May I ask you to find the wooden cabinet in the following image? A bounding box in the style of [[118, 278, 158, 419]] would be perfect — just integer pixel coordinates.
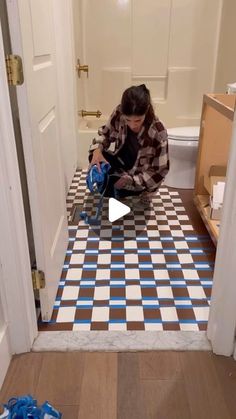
[[194, 93, 236, 245]]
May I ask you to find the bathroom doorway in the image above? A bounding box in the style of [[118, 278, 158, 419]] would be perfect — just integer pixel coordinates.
[[38, 0, 219, 334], [36, 0, 236, 351], [2, 0, 236, 360]]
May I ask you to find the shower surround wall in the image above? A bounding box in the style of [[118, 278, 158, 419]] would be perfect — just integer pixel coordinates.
[[76, 0, 223, 128]]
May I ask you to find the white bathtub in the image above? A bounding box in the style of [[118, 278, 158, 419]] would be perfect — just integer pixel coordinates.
[[77, 117, 108, 169]]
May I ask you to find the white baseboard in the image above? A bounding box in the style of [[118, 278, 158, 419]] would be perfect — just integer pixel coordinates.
[[0, 325, 11, 389]]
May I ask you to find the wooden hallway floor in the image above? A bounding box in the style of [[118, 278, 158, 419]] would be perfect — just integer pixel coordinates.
[[1, 351, 236, 418]]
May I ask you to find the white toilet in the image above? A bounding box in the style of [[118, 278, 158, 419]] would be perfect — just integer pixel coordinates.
[[164, 126, 200, 189]]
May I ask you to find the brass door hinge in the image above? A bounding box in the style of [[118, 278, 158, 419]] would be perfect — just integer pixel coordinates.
[[31, 270, 45, 290], [5, 54, 24, 86]]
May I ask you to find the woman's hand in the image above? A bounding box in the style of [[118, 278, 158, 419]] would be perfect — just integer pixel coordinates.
[[90, 149, 108, 173], [114, 175, 132, 189]]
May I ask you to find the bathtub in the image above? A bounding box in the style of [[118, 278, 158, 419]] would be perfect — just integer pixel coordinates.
[[77, 117, 107, 169]]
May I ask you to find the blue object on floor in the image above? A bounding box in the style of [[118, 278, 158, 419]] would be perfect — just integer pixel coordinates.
[[1, 395, 62, 418], [81, 162, 112, 225], [86, 162, 111, 194]]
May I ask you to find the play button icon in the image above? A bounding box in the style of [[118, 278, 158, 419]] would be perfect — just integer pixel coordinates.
[[108, 198, 131, 222]]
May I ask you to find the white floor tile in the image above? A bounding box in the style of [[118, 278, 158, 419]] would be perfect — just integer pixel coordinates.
[[73, 241, 87, 250], [178, 254, 194, 264], [73, 323, 91, 331], [144, 323, 163, 331], [187, 286, 206, 299], [153, 270, 170, 279], [143, 300, 159, 306], [182, 269, 199, 280], [125, 269, 140, 279], [125, 254, 139, 264], [126, 306, 144, 322], [140, 280, 156, 286], [193, 306, 209, 321], [76, 229, 89, 238], [171, 230, 184, 237], [174, 300, 191, 306], [149, 241, 163, 249], [66, 268, 83, 280], [146, 231, 160, 238], [70, 254, 85, 264], [174, 241, 189, 249], [61, 286, 79, 300], [109, 323, 127, 331], [158, 225, 170, 231], [179, 323, 199, 331], [165, 211, 177, 216], [56, 307, 76, 322], [110, 280, 125, 285], [97, 254, 111, 264], [160, 307, 178, 322], [157, 286, 174, 299], [110, 300, 126, 306], [99, 241, 112, 250], [151, 254, 166, 263], [168, 220, 180, 226], [96, 269, 111, 280], [94, 286, 110, 300], [124, 241, 138, 249], [91, 307, 109, 322], [126, 285, 142, 300]]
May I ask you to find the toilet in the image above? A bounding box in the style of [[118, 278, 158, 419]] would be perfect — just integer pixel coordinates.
[[164, 126, 200, 189]]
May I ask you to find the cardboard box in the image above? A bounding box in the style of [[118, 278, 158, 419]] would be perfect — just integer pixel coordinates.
[[204, 165, 227, 195]]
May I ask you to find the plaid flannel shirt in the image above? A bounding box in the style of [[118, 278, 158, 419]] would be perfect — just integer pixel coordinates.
[[89, 105, 169, 192]]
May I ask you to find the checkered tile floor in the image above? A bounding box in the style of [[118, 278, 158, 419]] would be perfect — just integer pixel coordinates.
[[38, 169, 215, 331]]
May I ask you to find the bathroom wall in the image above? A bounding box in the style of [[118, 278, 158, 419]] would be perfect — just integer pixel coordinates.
[[76, 0, 223, 128], [214, 0, 236, 93]]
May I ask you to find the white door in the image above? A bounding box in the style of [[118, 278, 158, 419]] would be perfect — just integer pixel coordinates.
[[7, 0, 68, 321], [0, 15, 37, 381]]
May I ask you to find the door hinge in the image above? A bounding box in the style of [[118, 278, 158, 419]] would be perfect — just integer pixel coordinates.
[[31, 270, 45, 290], [5, 54, 24, 86]]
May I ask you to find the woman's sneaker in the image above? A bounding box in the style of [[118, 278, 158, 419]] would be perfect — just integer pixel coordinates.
[[133, 196, 151, 209], [0, 408, 9, 418]]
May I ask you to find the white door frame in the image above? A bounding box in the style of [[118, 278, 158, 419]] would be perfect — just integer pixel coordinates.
[[0, 264, 11, 388], [0, 20, 37, 356]]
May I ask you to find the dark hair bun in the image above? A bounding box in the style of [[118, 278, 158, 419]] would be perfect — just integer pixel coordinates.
[[139, 84, 148, 92]]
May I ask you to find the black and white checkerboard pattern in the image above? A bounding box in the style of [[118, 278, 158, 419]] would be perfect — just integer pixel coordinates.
[[40, 169, 215, 331]]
